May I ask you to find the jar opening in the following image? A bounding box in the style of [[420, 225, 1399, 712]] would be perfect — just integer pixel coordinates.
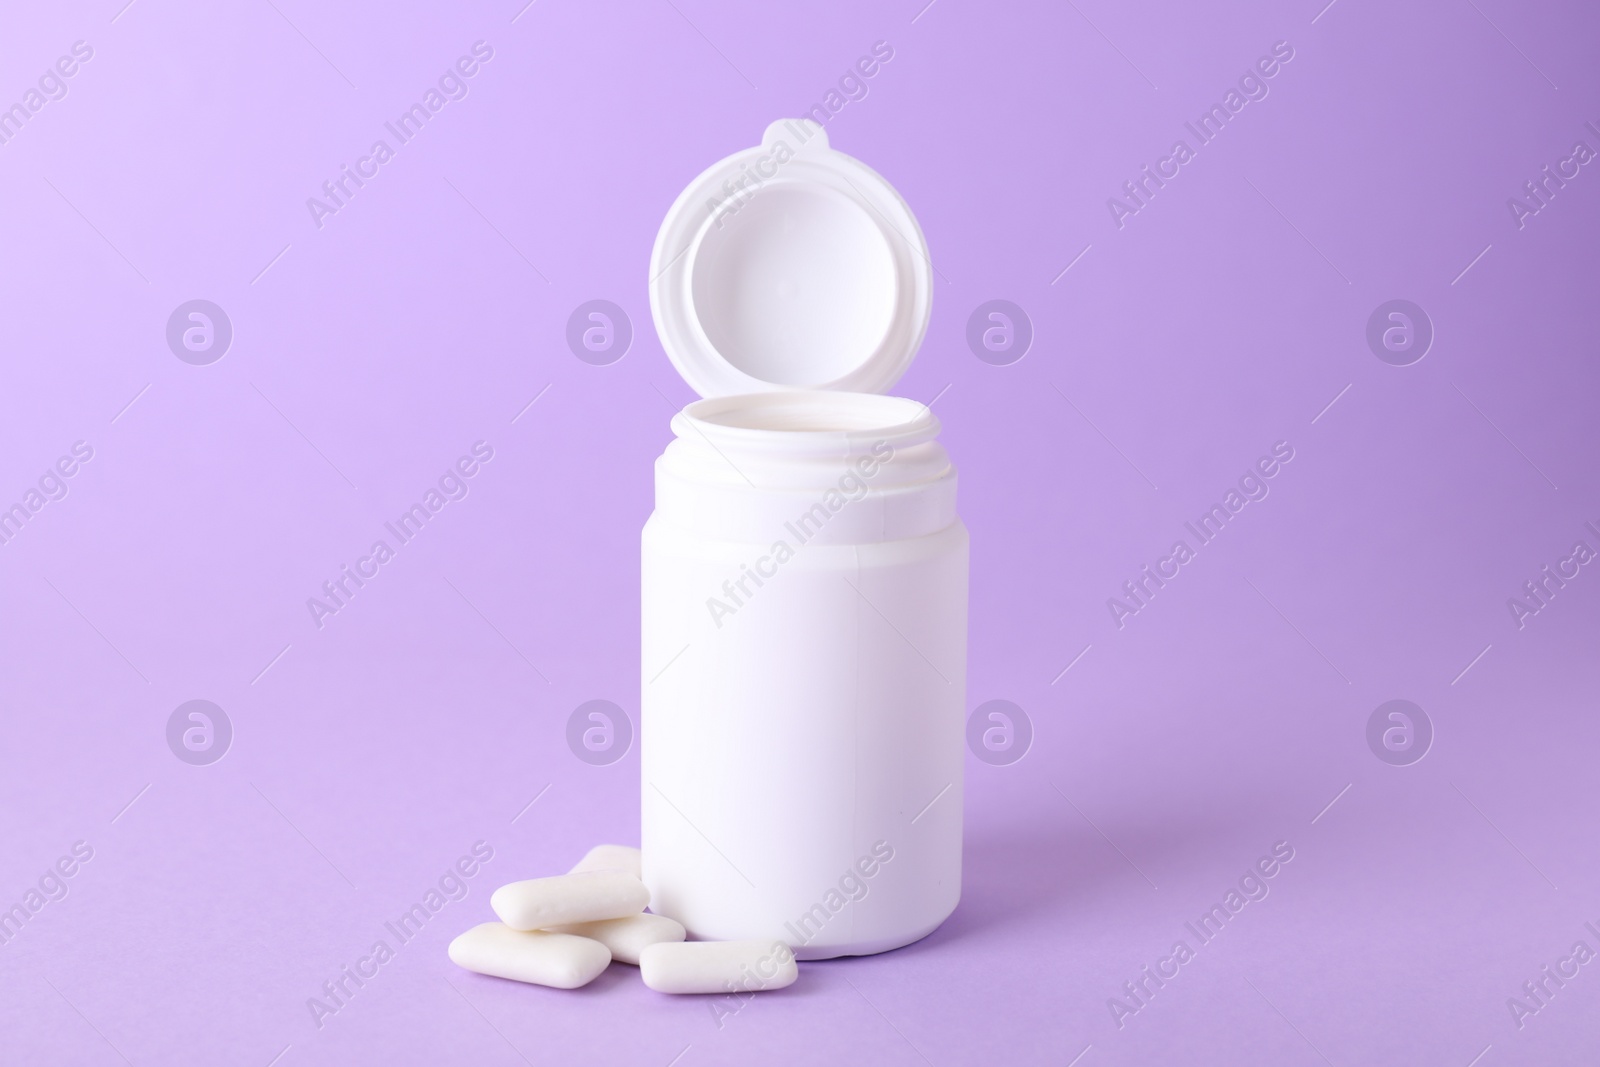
[[682, 391, 935, 439]]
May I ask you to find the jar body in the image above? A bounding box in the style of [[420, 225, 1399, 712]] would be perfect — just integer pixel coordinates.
[[640, 393, 967, 959]]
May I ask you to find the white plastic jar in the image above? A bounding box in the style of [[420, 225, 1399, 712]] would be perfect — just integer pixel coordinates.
[[641, 121, 966, 959]]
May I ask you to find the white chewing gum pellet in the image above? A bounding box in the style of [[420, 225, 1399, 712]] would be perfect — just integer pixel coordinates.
[[547, 913, 686, 965], [448, 923, 611, 989], [569, 844, 643, 879], [491, 869, 650, 930], [640, 939, 798, 995]]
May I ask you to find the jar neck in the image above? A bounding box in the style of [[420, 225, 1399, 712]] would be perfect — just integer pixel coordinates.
[[656, 391, 958, 544], [669, 391, 942, 489]]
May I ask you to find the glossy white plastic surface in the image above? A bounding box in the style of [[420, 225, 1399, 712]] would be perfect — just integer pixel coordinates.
[[642, 394, 966, 959], [643, 124, 964, 961], [649, 120, 932, 399]]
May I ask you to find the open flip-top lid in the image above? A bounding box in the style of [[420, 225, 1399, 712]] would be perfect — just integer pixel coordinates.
[[649, 120, 933, 399]]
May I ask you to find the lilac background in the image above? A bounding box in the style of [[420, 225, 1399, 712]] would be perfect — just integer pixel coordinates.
[[2, 0, 1598, 1063]]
